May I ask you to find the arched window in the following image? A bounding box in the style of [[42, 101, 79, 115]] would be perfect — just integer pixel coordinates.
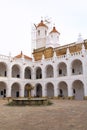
[[12, 64, 20, 78], [38, 30, 40, 36], [24, 67, 32, 79], [71, 59, 83, 75], [36, 67, 42, 79], [58, 62, 67, 77], [45, 65, 54, 78]]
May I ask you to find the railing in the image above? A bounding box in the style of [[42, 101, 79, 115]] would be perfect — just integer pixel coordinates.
[[0, 54, 10, 60], [70, 51, 82, 56], [0, 50, 85, 63], [33, 50, 84, 64]]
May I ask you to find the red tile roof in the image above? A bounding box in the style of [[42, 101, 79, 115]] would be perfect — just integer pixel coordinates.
[[50, 26, 60, 34], [14, 52, 32, 60], [36, 20, 48, 29]]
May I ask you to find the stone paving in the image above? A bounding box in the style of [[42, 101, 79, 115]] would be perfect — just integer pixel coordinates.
[[0, 99, 87, 130]]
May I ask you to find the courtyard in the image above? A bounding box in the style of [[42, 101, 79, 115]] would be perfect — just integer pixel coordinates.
[[0, 99, 87, 130]]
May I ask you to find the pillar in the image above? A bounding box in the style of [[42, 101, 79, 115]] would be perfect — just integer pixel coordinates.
[[67, 62, 71, 77], [68, 81, 73, 99], [42, 84, 47, 97], [42, 69, 46, 79], [20, 67, 24, 79], [20, 87, 24, 97], [54, 64, 57, 78], [83, 80, 87, 99], [6, 86, 11, 97], [7, 65, 11, 78], [54, 83, 58, 98], [32, 69, 36, 80]]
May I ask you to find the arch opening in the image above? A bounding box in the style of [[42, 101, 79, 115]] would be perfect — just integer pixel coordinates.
[[11, 83, 20, 98], [58, 82, 68, 98], [71, 59, 83, 75], [72, 80, 84, 100], [46, 83, 54, 98], [36, 84, 42, 97]]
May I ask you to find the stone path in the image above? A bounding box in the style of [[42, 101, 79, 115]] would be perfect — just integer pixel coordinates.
[[0, 99, 87, 130]]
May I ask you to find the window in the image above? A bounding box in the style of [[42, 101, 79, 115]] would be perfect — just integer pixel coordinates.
[[38, 30, 40, 36], [59, 89, 63, 97], [45, 30, 47, 35], [72, 69, 75, 73], [59, 69, 62, 74], [73, 89, 75, 94], [29, 75, 31, 79], [16, 91, 19, 97], [40, 73, 42, 78], [17, 74, 20, 78], [5, 71, 7, 76], [1, 91, 3, 95]]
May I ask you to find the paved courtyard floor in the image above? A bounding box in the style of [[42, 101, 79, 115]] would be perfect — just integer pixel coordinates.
[[0, 99, 87, 130]]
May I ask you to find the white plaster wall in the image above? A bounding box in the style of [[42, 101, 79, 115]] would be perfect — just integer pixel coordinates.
[[0, 49, 87, 99]]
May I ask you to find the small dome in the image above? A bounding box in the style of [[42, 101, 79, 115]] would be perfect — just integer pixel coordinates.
[[14, 51, 32, 60], [36, 20, 48, 29], [50, 26, 60, 34]]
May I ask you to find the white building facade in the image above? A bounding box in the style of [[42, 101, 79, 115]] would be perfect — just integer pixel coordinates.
[[0, 20, 87, 100]]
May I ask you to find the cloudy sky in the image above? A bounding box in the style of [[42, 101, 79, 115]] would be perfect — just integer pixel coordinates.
[[0, 0, 87, 56]]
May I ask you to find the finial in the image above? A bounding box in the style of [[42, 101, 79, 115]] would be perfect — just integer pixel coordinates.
[[41, 16, 43, 22], [21, 51, 23, 55], [9, 52, 11, 57], [77, 33, 83, 43], [53, 23, 55, 27]]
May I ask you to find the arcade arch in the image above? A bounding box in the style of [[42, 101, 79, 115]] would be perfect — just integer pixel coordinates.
[[24, 67, 32, 79], [0, 81, 7, 98], [58, 81, 68, 98], [11, 82, 20, 98], [0, 62, 7, 77], [71, 59, 83, 75], [35, 67, 42, 79], [46, 82, 54, 97], [12, 64, 21, 78], [58, 62, 67, 77], [72, 80, 84, 100], [35, 83, 42, 97], [45, 65, 54, 78]]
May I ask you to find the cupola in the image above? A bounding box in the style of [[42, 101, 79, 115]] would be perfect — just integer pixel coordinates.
[[50, 26, 60, 34], [36, 20, 48, 49], [36, 20, 48, 29], [46, 26, 60, 48]]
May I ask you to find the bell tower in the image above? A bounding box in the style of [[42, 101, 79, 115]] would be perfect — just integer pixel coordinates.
[[36, 20, 48, 49], [48, 26, 60, 48]]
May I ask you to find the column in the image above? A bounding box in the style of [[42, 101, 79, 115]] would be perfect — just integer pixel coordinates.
[[20, 87, 24, 97], [54, 87, 58, 97], [42, 69, 46, 79], [68, 81, 73, 99], [20, 67, 24, 79], [31, 89, 35, 97], [31, 83, 36, 97], [6, 86, 11, 97], [32, 69, 36, 80], [54, 64, 57, 78], [83, 80, 87, 99], [7, 65, 11, 78], [54, 82, 59, 98], [67, 62, 71, 77], [42, 84, 47, 97]]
